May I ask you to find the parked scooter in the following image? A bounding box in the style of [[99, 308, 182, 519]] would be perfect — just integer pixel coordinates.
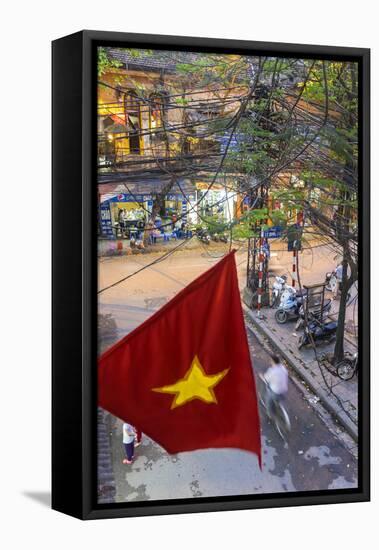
[[275, 293, 303, 324], [270, 275, 288, 308], [196, 228, 211, 244], [295, 299, 332, 331], [275, 286, 308, 324], [211, 232, 228, 243], [298, 318, 338, 349], [278, 285, 307, 307], [278, 285, 296, 306]]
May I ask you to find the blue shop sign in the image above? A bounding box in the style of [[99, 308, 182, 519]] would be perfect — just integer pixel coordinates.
[[107, 193, 192, 202], [263, 226, 283, 238], [100, 202, 114, 237], [108, 193, 152, 202]]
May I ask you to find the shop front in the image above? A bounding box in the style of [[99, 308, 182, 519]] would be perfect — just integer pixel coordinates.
[[99, 193, 149, 238], [196, 182, 235, 222], [99, 191, 196, 239]]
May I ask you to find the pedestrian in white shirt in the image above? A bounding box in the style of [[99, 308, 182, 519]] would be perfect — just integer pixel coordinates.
[[122, 422, 135, 465], [332, 264, 343, 299], [263, 355, 288, 418]]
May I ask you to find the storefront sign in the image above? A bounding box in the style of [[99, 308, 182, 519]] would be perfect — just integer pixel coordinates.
[[108, 193, 151, 202], [100, 202, 114, 237], [106, 192, 194, 203], [263, 226, 283, 238]]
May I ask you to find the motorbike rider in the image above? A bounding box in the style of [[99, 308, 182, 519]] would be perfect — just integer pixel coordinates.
[[262, 354, 289, 418]]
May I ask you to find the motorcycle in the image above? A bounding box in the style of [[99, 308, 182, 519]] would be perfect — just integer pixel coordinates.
[[270, 275, 288, 308], [275, 293, 304, 324], [211, 232, 228, 243], [274, 285, 308, 323], [196, 228, 211, 244], [258, 374, 291, 440], [278, 285, 296, 305], [295, 299, 332, 331], [278, 285, 307, 307], [336, 352, 358, 381], [298, 318, 338, 349]]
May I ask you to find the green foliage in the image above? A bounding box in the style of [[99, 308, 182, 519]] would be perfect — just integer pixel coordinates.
[[231, 222, 255, 239], [126, 48, 153, 58], [176, 63, 202, 74], [269, 209, 288, 226], [174, 97, 189, 105], [197, 215, 229, 234], [97, 47, 122, 76], [175, 54, 252, 87]]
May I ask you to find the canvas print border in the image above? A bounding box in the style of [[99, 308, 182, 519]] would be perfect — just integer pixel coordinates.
[[52, 30, 370, 520]]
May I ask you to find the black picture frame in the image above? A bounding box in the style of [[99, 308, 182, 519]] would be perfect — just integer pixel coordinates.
[[52, 30, 370, 520]]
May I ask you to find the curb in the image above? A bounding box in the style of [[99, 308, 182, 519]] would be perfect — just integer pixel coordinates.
[[97, 408, 116, 504], [243, 305, 358, 442]]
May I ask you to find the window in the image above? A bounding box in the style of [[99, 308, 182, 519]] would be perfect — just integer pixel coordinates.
[[98, 134, 115, 166], [124, 91, 143, 154], [149, 93, 166, 130]]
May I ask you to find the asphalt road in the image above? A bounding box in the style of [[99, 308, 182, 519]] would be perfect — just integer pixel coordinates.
[[98, 243, 357, 341], [98, 247, 357, 502]]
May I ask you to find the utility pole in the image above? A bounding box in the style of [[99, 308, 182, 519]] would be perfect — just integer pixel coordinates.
[[243, 184, 270, 311]]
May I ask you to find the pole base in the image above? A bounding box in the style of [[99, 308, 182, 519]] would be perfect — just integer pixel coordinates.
[[242, 286, 270, 309]]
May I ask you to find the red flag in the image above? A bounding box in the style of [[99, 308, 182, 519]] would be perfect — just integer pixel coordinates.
[[98, 251, 261, 465]]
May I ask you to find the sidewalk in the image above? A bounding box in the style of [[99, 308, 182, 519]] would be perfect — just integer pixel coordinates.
[[98, 236, 228, 257], [266, 240, 358, 338], [243, 305, 358, 441]]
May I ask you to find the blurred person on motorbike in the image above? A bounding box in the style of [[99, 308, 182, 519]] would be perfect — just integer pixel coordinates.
[[262, 354, 289, 418]]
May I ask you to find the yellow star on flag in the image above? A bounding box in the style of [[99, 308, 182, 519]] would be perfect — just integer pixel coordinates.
[[152, 355, 229, 409]]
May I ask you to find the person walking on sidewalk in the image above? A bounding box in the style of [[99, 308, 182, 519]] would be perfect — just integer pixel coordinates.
[[333, 263, 343, 299], [122, 422, 135, 464], [263, 354, 289, 418]]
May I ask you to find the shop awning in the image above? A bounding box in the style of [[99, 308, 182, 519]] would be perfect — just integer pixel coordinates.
[[98, 178, 196, 201]]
